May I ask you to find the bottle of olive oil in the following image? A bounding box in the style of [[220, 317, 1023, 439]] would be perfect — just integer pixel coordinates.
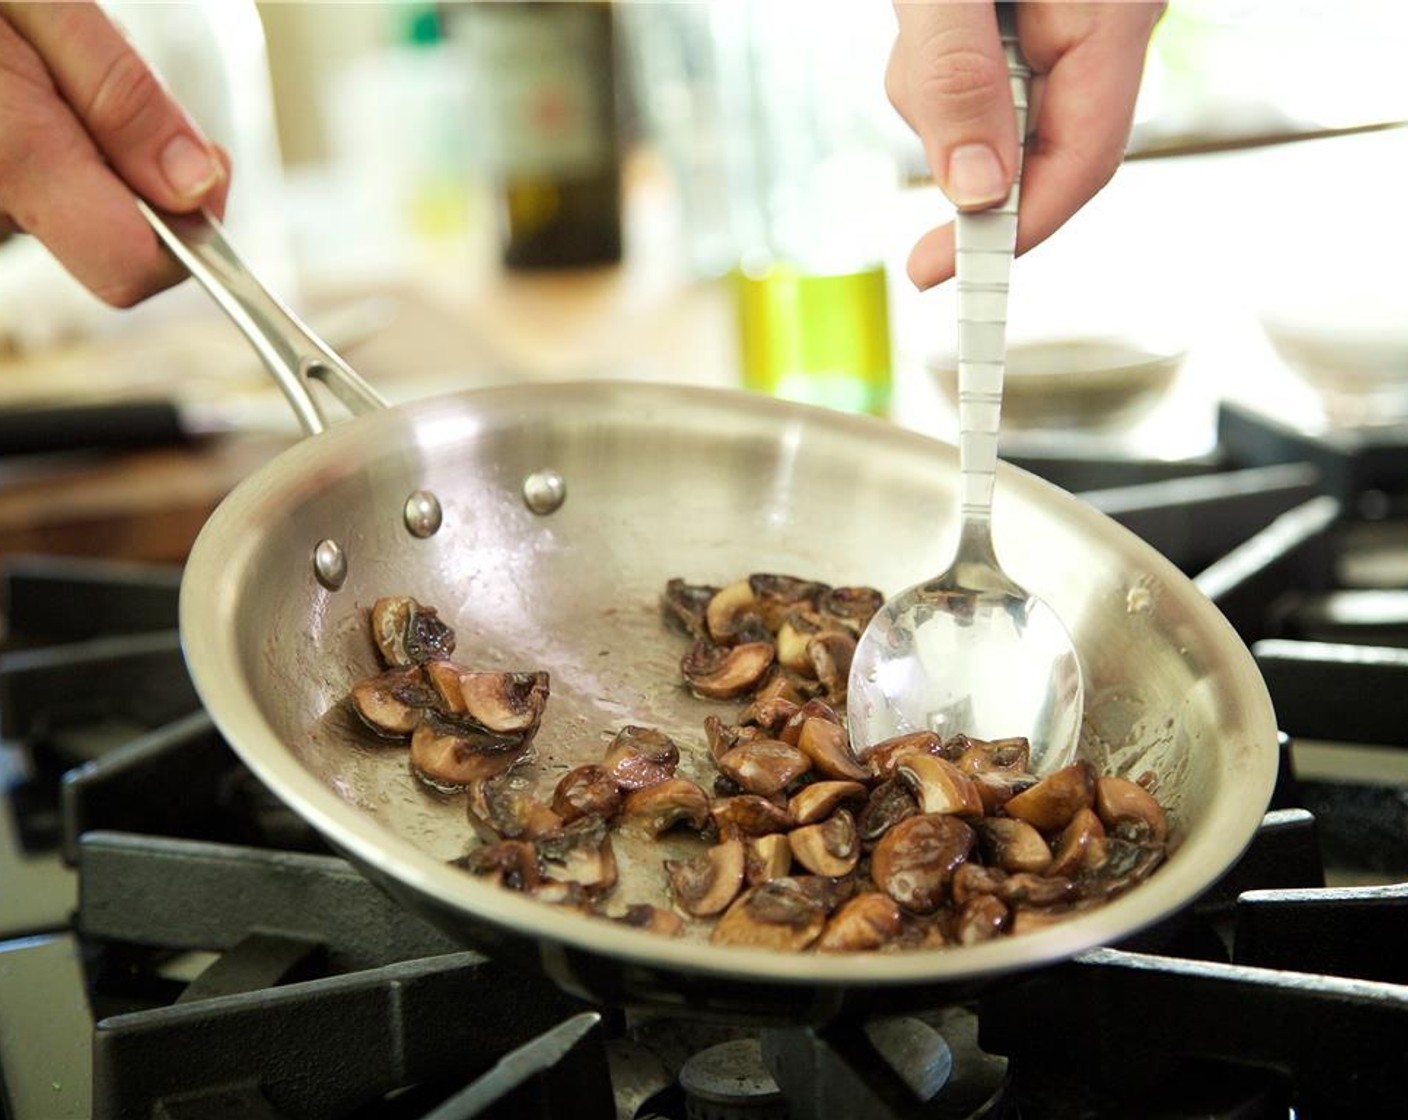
[[449, 1, 622, 270]]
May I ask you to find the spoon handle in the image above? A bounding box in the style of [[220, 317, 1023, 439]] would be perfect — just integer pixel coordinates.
[[954, 6, 1031, 547]]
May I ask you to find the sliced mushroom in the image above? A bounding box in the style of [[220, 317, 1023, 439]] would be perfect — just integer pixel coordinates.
[[710, 794, 795, 839], [954, 893, 1009, 946], [351, 665, 434, 738], [788, 809, 860, 877], [794, 717, 869, 782], [1001, 761, 1097, 834], [370, 596, 455, 667], [775, 611, 832, 676], [618, 777, 711, 837], [817, 586, 884, 635], [537, 816, 618, 894], [870, 813, 975, 915], [974, 816, 1053, 875], [703, 715, 764, 763], [816, 892, 906, 952], [614, 904, 685, 937], [745, 833, 793, 885], [1048, 807, 1108, 878], [856, 778, 919, 844], [455, 670, 550, 735], [551, 764, 623, 824], [681, 640, 776, 700], [807, 630, 856, 702], [779, 698, 842, 745], [738, 695, 802, 736], [752, 672, 806, 706], [452, 839, 539, 891], [530, 879, 595, 911], [788, 780, 868, 826], [997, 872, 1077, 909], [1095, 776, 1169, 843], [666, 838, 746, 917], [1080, 836, 1165, 900], [1008, 905, 1082, 937], [705, 579, 762, 644], [896, 754, 984, 817], [969, 770, 1038, 815], [749, 573, 830, 631], [602, 725, 681, 790], [861, 731, 946, 781], [466, 777, 562, 842], [709, 878, 829, 951], [715, 738, 812, 797], [954, 735, 1032, 777], [409, 718, 532, 791], [662, 578, 718, 640], [950, 861, 1008, 906]]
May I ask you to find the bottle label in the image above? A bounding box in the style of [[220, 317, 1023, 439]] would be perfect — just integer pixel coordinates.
[[460, 5, 612, 178]]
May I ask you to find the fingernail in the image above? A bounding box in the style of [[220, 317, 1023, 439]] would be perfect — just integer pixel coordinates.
[[160, 134, 221, 199], [947, 143, 1008, 210]]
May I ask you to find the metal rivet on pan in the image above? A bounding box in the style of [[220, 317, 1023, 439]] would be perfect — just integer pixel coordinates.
[[522, 469, 566, 515], [403, 490, 443, 538], [313, 538, 347, 591]]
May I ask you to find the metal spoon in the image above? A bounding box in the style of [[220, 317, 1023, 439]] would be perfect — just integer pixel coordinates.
[[846, 9, 1083, 772]]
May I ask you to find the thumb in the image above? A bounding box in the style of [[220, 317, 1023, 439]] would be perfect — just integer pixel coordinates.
[[5, 2, 224, 211], [890, 1, 1018, 211]]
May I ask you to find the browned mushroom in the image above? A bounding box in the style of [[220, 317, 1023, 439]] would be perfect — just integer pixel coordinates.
[[710, 794, 795, 839], [602, 726, 681, 790], [861, 731, 946, 781], [870, 813, 975, 915], [974, 816, 1053, 875], [794, 717, 869, 782], [954, 893, 1009, 946], [709, 877, 830, 951], [788, 809, 860, 877], [954, 735, 1032, 776], [1048, 807, 1108, 878], [1095, 776, 1169, 843], [666, 838, 746, 917], [856, 778, 919, 844], [618, 778, 711, 837], [680, 640, 776, 700], [662, 578, 718, 640], [775, 611, 830, 676], [1081, 836, 1165, 899], [551, 764, 623, 824], [950, 861, 1008, 906], [466, 777, 562, 842], [409, 718, 532, 791], [370, 596, 456, 667], [457, 670, 550, 735], [745, 833, 793, 885], [807, 630, 856, 701], [896, 754, 984, 817], [614, 904, 685, 937], [997, 872, 1077, 908], [537, 816, 618, 894], [715, 738, 811, 797], [738, 695, 803, 736], [751, 672, 806, 706], [749, 574, 830, 630], [788, 780, 868, 826], [1001, 761, 1097, 833], [816, 892, 906, 952], [779, 698, 843, 745], [452, 839, 539, 891], [703, 715, 764, 763], [705, 579, 762, 644], [350, 665, 434, 738], [817, 586, 884, 635]]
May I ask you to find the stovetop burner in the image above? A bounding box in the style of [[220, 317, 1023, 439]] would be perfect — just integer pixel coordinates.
[[5, 401, 1408, 1119]]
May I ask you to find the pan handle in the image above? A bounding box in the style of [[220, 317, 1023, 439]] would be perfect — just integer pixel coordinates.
[[137, 200, 387, 437]]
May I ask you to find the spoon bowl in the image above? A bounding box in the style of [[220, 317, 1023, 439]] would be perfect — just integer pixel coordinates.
[[847, 8, 1083, 770]]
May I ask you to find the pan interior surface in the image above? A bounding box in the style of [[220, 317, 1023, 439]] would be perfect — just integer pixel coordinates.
[[180, 382, 1277, 992]]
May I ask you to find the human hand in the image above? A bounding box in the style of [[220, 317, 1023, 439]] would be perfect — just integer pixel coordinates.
[[886, 1, 1163, 289], [0, 1, 229, 307]]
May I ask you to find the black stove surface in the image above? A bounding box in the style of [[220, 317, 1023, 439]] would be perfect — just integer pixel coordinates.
[[5, 404, 1408, 1120]]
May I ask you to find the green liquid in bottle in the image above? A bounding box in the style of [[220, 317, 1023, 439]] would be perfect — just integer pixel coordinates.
[[734, 261, 893, 417]]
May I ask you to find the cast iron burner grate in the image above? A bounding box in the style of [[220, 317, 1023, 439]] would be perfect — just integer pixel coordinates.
[[3, 410, 1408, 1120]]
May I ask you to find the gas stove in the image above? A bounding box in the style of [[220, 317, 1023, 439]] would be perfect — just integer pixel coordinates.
[[3, 402, 1408, 1120]]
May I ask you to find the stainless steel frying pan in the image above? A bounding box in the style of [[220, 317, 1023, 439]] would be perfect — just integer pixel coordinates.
[[157, 207, 1278, 1023]]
